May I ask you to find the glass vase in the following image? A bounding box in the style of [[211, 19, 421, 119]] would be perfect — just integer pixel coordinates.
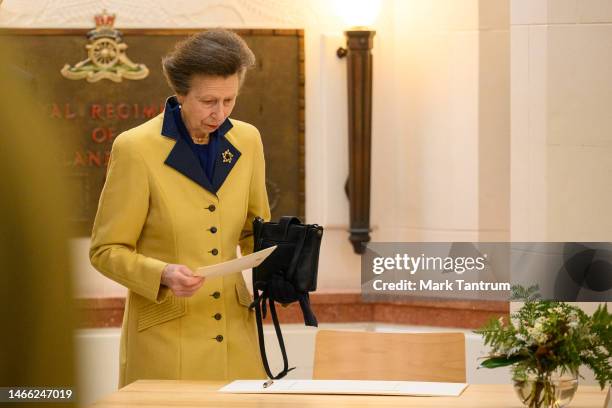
[[512, 369, 578, 408]]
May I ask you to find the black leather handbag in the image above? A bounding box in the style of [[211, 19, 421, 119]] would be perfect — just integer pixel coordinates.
[[250, 216, 323, 379]]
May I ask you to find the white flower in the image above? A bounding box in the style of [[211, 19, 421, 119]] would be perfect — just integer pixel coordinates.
[[508, 346, 523, 355], [496, 344, 509, 354], [536, 316, 547, 325], [583, 349, 596, 359], [526, 324, 549, 344]]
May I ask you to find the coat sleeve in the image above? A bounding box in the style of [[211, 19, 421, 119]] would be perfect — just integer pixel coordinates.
[[239, 127, 271, 255], [89, 134, 169, 303]]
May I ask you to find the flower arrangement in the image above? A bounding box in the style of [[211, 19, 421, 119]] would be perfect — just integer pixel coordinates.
[[476, 286, 611, 407]]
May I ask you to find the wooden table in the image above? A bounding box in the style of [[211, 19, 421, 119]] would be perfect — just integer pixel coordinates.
[[91, 380, 609, 407]]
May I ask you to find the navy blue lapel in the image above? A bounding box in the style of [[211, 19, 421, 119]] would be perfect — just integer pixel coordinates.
[[160, 96, 242, 195], [212, 126, 242, 192], [161, 97, 215, 193]]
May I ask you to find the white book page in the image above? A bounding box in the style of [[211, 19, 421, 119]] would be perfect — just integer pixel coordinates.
[[219, 380, 468, 397]]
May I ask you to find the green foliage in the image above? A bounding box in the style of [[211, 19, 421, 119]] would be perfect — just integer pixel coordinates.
[[480, 355, 527, 369], [510, 284, 542, 302], [475, 292, 612, 390]]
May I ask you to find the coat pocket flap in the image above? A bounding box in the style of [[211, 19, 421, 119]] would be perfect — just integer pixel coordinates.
[[235, 279, 253, 308], [137, 295, 186, 332]]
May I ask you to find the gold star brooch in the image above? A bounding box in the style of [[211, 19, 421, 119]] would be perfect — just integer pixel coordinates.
[[222, 149, 234, 164]]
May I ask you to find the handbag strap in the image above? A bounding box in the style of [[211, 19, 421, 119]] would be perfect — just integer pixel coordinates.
[[279, 216, 301, 239], [252, 290, 295, 379], [286, 226, 309, 281], [253, 217, 265, 251], [269, 298, 295, 376], [297, 292, 318, 327]]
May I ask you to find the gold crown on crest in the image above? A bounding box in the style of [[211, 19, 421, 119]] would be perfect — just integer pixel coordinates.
[[61, 8, 149, 82], [94, 10, 116, 29], [87, 9, 121, 41]]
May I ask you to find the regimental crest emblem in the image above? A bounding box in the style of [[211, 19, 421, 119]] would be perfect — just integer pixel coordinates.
[[222, 149, 234, 164], [60, 10, 149, 83]]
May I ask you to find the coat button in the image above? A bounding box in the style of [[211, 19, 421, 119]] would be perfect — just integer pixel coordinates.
[[211, 291, 221, 299], [209, 248, 219, 256], [215, 335, 224, 342], [207, 204, 216, 212], [210, 226, 218, 234], [214, 313, 222, 320]]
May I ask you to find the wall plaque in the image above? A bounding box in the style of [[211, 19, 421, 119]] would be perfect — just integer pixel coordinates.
[[0, 23, 305, 236]]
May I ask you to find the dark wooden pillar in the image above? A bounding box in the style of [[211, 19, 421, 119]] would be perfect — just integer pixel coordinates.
[[344, 30, 375, 254]]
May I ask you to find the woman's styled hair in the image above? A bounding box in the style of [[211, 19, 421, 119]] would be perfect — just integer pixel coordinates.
[[162, 29, 256, 95]]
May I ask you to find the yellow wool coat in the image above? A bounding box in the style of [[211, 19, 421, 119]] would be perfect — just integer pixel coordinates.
[[90, 97, 270, 387]]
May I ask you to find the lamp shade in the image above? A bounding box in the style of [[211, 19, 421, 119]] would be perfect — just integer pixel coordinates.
[[333, 0, 381, 28]]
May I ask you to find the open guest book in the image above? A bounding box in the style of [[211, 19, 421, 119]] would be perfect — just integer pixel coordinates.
[[219, 380, 468, 397]]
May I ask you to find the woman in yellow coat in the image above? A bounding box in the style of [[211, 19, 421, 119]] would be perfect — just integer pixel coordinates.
[[89, 29, 269, 387]]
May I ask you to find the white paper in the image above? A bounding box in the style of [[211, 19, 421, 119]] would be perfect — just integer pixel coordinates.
[[219, 380, 468, 397], [194, 246, 277, 278]]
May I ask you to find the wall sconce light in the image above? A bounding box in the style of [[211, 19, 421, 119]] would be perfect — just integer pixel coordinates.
[[334, 0, 379, 254]]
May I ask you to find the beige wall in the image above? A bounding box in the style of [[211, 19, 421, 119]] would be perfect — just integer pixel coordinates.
[[381, 0, 511, 244], [510, 0, 612, 330], [479, 0, 511, 242], [511, 0, 612, 241]]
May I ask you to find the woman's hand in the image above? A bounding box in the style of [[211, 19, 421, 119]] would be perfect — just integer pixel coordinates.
[[161, 264, 205, 297]]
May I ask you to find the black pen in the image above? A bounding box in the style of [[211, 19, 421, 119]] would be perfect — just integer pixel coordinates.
[[263, 379, 274, 389]]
